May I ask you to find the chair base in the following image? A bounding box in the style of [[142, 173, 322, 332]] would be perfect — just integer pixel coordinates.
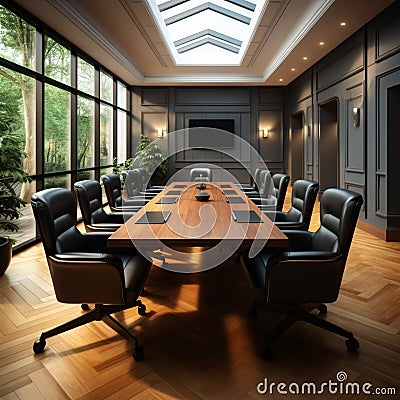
[[257, 303, 359, 359], [33, 301, 146, 361]]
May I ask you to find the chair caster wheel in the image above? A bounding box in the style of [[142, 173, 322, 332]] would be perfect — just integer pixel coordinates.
[[81, 304, 90, 311], [262, 345, 273, 360], [138, 304, 147, 316], [33, 338, 46, 354], [132, 346, 144, 361], [346, 337, 359, 352], [317, 304, 327, 315]]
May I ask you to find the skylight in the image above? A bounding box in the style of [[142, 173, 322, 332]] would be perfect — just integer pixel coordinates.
[[145, 0, 266, 66]]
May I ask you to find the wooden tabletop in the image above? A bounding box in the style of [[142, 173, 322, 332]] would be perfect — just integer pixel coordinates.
[[108, 182, 288, 251]]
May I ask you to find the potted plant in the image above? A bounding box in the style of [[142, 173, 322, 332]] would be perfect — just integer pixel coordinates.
[[0, 131, 31, 276], [114, 134, 168, 185]]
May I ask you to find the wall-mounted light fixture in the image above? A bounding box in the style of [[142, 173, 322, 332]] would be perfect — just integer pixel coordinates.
[[259, 128, 269, 138], [157, 128, 167, 138], [352, 107, 360, 127]]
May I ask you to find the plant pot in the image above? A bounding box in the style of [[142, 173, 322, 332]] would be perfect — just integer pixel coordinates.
[[0, 237, 12, 276]]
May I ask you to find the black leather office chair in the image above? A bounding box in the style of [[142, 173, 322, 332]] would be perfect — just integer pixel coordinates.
[[241, 188, 363, 359], [264, 180, 319, 230], [74, 179, 133, 232], [237, 168, 265, 192], [271, 173, 290, 212], [253, 173, 290, 212], [244, 170, 271, 197], [31, 188, 151, 361], [190, 167, 212, 182], [123, 170, 156, 200], [101, 173, 145, 212], [136, 167, 165, 192], [246, 170, 278, 210]]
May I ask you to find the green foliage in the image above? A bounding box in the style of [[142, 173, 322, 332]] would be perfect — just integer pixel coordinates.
[[0, 131, 31, 234], [0, 5, 35, 70], [113, 134, 168, 183], [44, 84, 70, 172]]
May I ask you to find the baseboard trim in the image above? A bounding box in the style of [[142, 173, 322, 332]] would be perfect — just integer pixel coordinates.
[[357, 220, 400, 242]]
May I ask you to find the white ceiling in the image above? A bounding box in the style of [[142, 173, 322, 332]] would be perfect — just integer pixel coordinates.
[[13, 0, 395, 86]]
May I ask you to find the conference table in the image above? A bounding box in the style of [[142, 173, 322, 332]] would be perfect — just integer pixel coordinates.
[[108, 182, 288, 271]]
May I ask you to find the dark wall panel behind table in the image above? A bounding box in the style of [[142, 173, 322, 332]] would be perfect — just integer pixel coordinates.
[[175, 87, 250, 105], [141, 89, 168, 106]]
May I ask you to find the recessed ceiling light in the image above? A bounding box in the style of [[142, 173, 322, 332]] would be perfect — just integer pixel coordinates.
[[291, 68, 295, 71], [279, 78, 283, 82], [340, 22, 346, 26], [302, 57, 308, 60], [319, 41, 325, 45]]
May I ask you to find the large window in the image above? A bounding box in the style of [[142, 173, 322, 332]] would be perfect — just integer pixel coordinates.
[[100, 70, 113, 103], [77, 96, 95, 169], [44, 84, 71, 173], [77, 57, 94, 95], [0, 5, 35, 70], [0, 4, 132, 249], [100, 104, 113, 166], [44, 36, 71, 85], [117, 110, 127, 163]]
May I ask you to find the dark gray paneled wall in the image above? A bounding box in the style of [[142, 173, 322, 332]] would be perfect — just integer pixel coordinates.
[[284, 0, 400, 240], [133, 86, 284, 183]]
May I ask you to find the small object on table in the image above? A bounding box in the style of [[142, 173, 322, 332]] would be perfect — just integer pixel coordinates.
[[196, 173, 206, 190], [195, 191, 210, 202]]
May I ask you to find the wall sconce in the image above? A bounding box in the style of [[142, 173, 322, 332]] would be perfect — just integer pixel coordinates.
[[352, 107, 360, 127], [259, 128, 269, 138], [157, 128, 166, 138]]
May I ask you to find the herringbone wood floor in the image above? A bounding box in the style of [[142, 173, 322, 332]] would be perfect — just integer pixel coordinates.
[[1, 192, 399, 399]]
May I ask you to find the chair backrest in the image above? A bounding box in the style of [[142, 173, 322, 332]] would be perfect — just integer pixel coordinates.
[[284, 180, 319, 230], [137, 167, 150, 190], [102, 173, 123, 208], [312, 188, 363, 255], [272, 173, 290, 211], [190, 167, 212, 182], [74, 180, 109, 225], [258, 170, 274, 196], [253, 168, 264, 189], [124, 169, 143, 197], [31, 188, 84, 256]]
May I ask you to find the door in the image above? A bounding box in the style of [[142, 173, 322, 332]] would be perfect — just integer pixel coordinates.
[[319, 99, 339, 192], [291, 112, 304, 183]]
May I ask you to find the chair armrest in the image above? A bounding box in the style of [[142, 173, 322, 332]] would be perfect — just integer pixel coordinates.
[[81, 232, 112, 252], [249, 197, 276, 206], [48, 254, 126, 304], [265, 253, 345, 304], [111, 206, 141, 213], [275, 221, 308, 230], [239, 186, 257, 192], [282, 230, 314, 251], [55, 252, 121, 265], [86, 223, 122, 232], [263, 211, 286, 222], [246, 192, 261, 197], [143, 188, 163, 194], [138, 191, 156, 197], [258, 204, 278, 211], [104, 211, 135, 223]]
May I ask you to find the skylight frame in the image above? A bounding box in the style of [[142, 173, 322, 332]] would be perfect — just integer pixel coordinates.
[[145, 0, 267, 66]]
